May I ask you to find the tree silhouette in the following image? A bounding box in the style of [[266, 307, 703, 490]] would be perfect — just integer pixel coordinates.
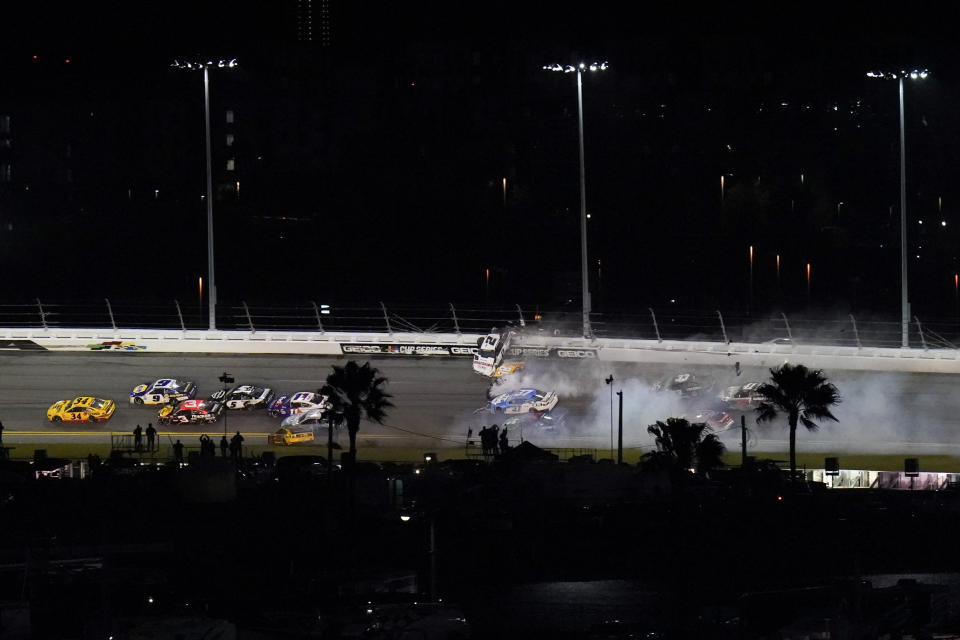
[[321, 361, 393, 465], [755, 363, 841, 481], [641, 417, 726, 479]]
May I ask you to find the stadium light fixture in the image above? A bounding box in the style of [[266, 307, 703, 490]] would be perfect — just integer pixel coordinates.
[[543, 61, 609, 339], [866, 68, 928, 347], [171, 58, 239, 330]]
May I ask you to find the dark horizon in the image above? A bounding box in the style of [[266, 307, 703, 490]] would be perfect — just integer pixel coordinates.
[[3, 3, 960, 320]]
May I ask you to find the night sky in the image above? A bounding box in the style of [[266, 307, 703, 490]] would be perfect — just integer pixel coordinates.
[[3, 1, 960, 323]]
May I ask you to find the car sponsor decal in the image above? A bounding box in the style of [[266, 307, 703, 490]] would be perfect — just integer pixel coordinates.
[[87, 341, 147, 351]]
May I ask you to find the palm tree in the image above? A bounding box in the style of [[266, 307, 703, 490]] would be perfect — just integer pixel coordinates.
[[755, 363, 841, 481], [641, 417, 726, 478], [321, 361, 393, 464], [318, 388, 345, 475]]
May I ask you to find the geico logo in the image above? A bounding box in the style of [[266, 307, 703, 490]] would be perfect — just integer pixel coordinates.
[[343, 345, 383, 353], [557, 350, 596, 358], [451, 347, 478, 355]]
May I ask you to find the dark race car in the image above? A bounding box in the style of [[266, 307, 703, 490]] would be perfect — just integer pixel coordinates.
[[157, 399, 224, 425], [654, 372, 717, 398]]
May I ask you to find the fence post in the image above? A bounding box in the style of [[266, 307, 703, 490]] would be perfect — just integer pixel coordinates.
[[242, 301, 255, 333], [381, 302, 392, 335], [449, 303, 460, 335], [717, 310, 729, 344], [36, 298, 47, 329], [105, 298, 117, 331], [311, 301, 326, 334], [849, 314, 861, 349], [915, 316, 927, 350], [781, 312, 793, 343], [649, 307, 662, 343], [516, 304, 526, 328], [175, 300, 186, 331]]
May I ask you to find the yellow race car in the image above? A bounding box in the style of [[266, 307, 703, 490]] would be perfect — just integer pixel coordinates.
[[268, 425, 315, 446], [47, 396, 116, 423], [493, 361, 524, 378]]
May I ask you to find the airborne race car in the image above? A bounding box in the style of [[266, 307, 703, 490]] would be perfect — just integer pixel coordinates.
[[473, 329, 515, 377], [210, 384, 275, 410]]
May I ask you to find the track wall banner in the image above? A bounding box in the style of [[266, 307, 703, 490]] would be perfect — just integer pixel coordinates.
[[340, 344, 476, 356], [507, 346, 599, 359]]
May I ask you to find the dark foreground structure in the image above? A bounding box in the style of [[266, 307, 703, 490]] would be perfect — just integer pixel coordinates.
[[3, 448, 960, 638]]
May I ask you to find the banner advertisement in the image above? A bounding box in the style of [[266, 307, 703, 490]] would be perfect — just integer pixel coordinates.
[[341, 343, 599, 358], [340, 343, 475, 356]]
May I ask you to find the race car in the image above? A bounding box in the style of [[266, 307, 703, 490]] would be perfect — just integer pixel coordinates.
[[493, 361, 524, 378], [268, 425, 316, 446], [719, 382, 765, 410], [486, 361, 526, 398], [654, 372, 716, 398], [688, 410, 735, 433], [157, 399, 223, 425], [129, 379, 198, 405], [503, 407, 570, 434], [210, 384, 275, 410], [489, 388, 558, 415], [281, 407, 334, 429], [47, 396, 116, 423], [473, 329, 514, 376], [267, 391, 331, 418]]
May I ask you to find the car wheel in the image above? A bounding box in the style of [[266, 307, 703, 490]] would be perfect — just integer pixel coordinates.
[[134, 397, 144, 405], [52, 416, 62, 423]]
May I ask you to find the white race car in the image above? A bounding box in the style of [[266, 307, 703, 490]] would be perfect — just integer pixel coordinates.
[[267, 391, 331, 418], [281, 407, 334, 429], [473, 329, 514, 376], [129, 379, 198, 405], [489, 388, 558, 415], [210, 384, 275, 410]]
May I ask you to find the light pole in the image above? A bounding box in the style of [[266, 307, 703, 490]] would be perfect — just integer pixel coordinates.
[[543, 61, 608, 339], [172, 58, 238, 330], [867, 68, 928, 347], [605, 374, 614, 459]]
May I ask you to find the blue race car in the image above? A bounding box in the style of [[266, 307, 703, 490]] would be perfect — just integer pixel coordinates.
[[489, 388, 558, 415], [267, 391, 332, 418], [129, 379, 198, 405]]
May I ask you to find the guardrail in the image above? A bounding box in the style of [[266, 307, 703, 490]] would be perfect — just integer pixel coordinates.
[[3, 326, 960, 374], [1, 299, 959, 350]]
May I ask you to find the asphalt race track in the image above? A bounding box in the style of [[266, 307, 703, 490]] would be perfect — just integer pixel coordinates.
[[2, 352, 960, 456]]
